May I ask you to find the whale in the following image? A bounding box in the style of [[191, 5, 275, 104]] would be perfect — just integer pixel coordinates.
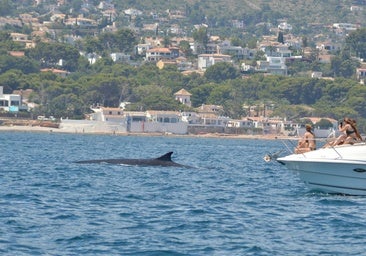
[[75, 151, 192, 168]]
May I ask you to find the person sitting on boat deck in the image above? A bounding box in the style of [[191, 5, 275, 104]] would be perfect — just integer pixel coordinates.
[[330, 117, 362, 146], [295, 124, 316, 154]]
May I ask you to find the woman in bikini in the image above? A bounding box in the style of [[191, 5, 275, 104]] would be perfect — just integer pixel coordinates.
[[295, 124, 316, 154], [329, 117, 362, 146]]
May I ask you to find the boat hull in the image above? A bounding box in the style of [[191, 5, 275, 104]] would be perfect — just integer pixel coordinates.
[[277, 143, 366, 195]]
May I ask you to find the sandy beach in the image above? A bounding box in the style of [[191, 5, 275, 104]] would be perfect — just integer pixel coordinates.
[[0, 124, 292, 140]]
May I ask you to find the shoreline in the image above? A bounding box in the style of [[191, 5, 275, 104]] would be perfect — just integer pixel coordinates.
[[0, 125, 294, 140]]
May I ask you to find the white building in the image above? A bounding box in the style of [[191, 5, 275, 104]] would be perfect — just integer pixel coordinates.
[[197, 54, 232, 71], [227, 119, 254, 128], [278, 22, 292, 31], [0, 86, 28, 112], [135, 43, 152, 55], [174, 88, 192, 107], [74, 107, 188, 134], [110, 53, 131, 63]]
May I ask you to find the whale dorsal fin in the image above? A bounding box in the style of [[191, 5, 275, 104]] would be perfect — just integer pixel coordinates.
[[156, 152, 174, 161]]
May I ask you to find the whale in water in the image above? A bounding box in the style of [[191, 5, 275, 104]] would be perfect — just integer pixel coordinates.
[[75, 152, 192, 168]]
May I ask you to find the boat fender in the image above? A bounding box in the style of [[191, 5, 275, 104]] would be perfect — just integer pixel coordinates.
[[263, 154, 272, 162]]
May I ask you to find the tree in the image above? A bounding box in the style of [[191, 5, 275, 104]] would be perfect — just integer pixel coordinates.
[[302, 36, 308, 48], [0, 31, 23, 51], [83, 36, 103, 54], [0, 0, 13, 16], [192, 27, 209, 53], [331, 51, 359, 78], [253, 50, 266, 61], [187, 3, 205, 24], [163, 36, 170, 47], [204, 62, 241, 83], [48, 93, 85, 118], [26, 42, 80, 71], [0, 55, 39, 74], [346, 28, 366, 59], [330, 55, 342, 77], [277, 31, 284, 44], [190, 83, 215, 107], [339, 59, 358, 78], [140, 93, 182, 111], [97, 28, 137, 54], [114, 28, 137, 53], [314, 118, 333, 129], [231, 37, 242, 47], [179, 40, 192, 57]]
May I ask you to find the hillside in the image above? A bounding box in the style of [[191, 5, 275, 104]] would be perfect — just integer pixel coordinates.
[[115, 0, 365, 26]]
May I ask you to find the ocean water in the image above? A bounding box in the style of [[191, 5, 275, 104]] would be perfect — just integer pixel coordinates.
[[1, 131, 366, 255]]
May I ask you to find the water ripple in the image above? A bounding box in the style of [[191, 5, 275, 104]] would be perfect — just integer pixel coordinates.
[[1, 132, 366, 255]]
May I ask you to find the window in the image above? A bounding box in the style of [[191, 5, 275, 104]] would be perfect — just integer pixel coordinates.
[[132, 117, 146, 122], [11, 100, 19, 106]]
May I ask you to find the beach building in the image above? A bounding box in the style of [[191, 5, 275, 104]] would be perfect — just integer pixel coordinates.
[[60, 107, 188, 134], [0, 86, 28, 113], [174, 88, 192, 107]]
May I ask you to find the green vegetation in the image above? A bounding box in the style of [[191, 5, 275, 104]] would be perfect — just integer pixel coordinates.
[[0, 1, 366, 132], [1, 53, 366, 130]]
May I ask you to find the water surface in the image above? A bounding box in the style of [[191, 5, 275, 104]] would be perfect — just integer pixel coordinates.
[[1, 132, 366, 255]]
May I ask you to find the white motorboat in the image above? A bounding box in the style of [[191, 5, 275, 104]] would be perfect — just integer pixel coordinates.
[[276, 142, 366, 195]]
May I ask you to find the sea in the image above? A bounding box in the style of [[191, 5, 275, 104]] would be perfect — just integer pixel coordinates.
[[1, 131, 366, 256]]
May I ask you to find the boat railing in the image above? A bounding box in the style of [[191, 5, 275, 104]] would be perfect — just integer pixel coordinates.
[[276, 137, 335, 159], [326, 142, 366, 159], [328, 146, 343, 159], [264, 138, 364, 162]]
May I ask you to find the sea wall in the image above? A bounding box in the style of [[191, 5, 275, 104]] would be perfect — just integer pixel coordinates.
[[60, 119, 127, 133], [132, 121, 188, 134]]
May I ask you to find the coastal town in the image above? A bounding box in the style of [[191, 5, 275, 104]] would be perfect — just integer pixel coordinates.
[[0, 85, 337, 137], [3, 2, 366, 255], [0, 1, 365, 136]]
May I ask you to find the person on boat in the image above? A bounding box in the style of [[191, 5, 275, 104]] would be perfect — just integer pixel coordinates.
[[330, 117, 362, 146], [295, 124, 316, 154]]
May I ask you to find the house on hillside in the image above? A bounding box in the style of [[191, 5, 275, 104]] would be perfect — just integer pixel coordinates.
[[110, 53, 131, 63], [197, 54, 232, 71], [10, 33, 34, 48], [40, 68, 70, 78], [316, 41, 341, 52], [0, 17, 22, 28], [174, 88, 192, 107], [156, 60, 177, 69], [135, 43, 152, 55], [146, 47, 179, 61], [356, 67, 366, 84], [266, 56, 288, 75], [218, 41, 251, 59], [8, 51, 25, 57], [64, 17, 97, 27], [255, 56, 288, 75], [278, 22, 292, 31], [317, 54, 333, 64]]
